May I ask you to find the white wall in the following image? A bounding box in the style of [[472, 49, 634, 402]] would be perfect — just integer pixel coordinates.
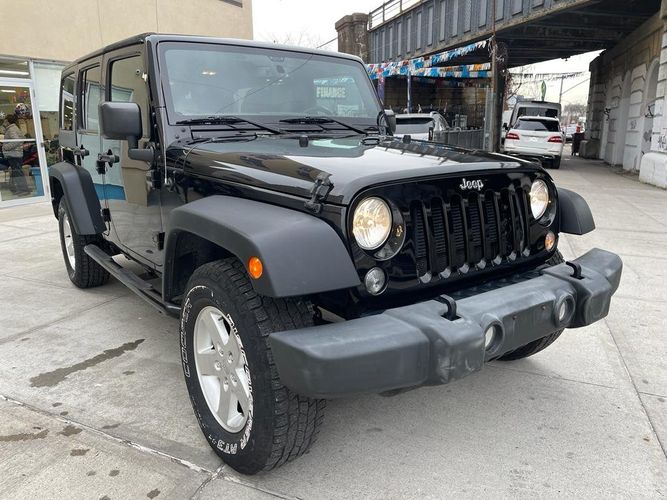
[[640, 31, 667, 188], [0, 0, 253, 62]]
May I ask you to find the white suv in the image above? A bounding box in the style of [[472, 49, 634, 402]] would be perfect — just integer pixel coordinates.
[[503, 116, 564, 169], [395, 112, 448, 141]]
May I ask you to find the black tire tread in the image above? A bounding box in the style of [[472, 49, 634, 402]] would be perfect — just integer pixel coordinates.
[[58, 200, 110, 288], [189, 258, 325, 472]]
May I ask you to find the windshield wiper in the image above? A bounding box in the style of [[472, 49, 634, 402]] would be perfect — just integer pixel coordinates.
[[176, 115, 282, 134], [279, 116, 369, 135]]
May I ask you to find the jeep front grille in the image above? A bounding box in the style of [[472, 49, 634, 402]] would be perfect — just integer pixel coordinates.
[[410, 188, 529, 279]]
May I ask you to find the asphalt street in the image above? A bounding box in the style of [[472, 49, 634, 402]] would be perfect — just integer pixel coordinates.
[[1, 155, 666, 499]]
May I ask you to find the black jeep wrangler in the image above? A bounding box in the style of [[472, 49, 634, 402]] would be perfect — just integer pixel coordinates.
[[50, 34, 622, 474]]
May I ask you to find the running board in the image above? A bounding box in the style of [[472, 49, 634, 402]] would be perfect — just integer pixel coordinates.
[[84, 244, 180, 317]]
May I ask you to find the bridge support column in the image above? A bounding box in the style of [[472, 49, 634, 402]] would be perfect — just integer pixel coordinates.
[[639, 0, 667, 187], [336, 13, 370, 62]]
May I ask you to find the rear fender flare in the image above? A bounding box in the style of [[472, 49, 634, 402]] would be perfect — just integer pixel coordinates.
[[49, 162, 105, 235], [164, 195, 361, 299]]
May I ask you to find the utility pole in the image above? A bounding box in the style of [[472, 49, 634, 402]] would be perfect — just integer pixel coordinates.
[[558, 75, 565, 104], [490, 36, 498, 152], [488, 0, 502, 152]]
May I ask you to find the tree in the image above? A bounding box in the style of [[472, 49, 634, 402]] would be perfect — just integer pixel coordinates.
[[262, 31, 327, 49], [563, 103, 586, 116]]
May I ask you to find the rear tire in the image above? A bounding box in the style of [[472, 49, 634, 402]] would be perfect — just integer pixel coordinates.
[[552, 156, 561, 169], [179, 257, 325, 475], [497, 251, 565, 361], [57, 199, 110, 288]]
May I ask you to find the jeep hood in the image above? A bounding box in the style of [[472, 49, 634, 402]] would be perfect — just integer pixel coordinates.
[[170, 135, 538, 205]]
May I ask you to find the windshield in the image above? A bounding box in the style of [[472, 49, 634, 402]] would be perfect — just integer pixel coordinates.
[[515, 119, 561, 132], [158, 42, 381, 125], [395, 117, 435, 134]]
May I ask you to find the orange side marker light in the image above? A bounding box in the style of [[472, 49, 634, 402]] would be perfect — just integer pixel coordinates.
[[248, 256, 263, 279]]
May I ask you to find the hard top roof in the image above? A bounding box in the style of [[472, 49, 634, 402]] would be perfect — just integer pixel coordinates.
[[63, 33, 363, 72]]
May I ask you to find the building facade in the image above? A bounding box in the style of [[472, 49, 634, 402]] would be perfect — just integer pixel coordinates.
[[0, 0, 252, 208], [582, 7, 665, 188]]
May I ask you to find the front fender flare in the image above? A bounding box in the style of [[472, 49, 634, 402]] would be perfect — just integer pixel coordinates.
[[164, 195, 361, 298], [557, 187, 595, 235], [49, 162, 105, 235]]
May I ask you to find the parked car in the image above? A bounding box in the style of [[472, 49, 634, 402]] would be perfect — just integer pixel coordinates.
[[508, 99, 561, 126], [394, 112, 447, 141], [50, 34, 621, 475], [503, 116, 565, 168]]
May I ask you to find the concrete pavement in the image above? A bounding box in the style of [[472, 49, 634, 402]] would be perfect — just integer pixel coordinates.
[[0, 156, 666, 499]]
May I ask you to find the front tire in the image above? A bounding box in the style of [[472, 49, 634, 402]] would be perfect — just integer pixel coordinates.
[[498, 251, 565, 361], [180, 258, 325, 475], [57, 199, 110, 288]]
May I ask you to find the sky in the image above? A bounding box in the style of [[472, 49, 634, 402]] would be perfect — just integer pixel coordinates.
[[252, 0, 598, 105]]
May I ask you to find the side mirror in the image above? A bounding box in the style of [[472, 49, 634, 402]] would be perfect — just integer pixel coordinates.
[[384, 109, 397, 135], [99, 101, 153, 162]]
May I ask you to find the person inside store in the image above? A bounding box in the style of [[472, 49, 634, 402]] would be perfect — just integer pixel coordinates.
[[2, 114, 31, 196]]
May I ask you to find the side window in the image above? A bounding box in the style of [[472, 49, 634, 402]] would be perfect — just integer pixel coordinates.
[[80, 65, 101, 132], [60, 73, 75, 131], [109, 56, 149, 136]]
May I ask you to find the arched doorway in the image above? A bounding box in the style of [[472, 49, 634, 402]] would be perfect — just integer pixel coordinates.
[[613, 71, 632, 166], [641, 60, 659, 158]]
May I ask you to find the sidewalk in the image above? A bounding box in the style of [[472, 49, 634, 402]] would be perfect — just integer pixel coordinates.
[[1, 156, 666, 499]]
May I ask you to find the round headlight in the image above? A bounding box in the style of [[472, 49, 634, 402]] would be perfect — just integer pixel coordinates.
[[529, 180, 550, 220], [353, 197, 392, 250]]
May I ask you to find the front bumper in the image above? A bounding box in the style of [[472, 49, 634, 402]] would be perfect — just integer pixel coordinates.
[[269, 249, 622, 398]]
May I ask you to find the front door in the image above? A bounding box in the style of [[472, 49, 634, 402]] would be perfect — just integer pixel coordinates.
[[101, 51, 163, 267], [0, 80, 49, 205]]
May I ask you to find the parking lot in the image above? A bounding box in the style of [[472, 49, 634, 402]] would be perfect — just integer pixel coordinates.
[[1, 155, 666, 499]]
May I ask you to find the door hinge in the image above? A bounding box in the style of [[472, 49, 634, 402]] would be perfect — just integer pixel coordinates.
[[96, 150, 119, 175], [304, 172, 333, 214], [148, 168, 162, 189], [153, 232, 165, 250]]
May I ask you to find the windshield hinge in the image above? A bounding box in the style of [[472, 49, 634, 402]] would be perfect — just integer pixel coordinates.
[[304, 172, 333, 214]]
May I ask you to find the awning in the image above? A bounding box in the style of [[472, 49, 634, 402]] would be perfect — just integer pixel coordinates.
[[366, 39, 491, 79]]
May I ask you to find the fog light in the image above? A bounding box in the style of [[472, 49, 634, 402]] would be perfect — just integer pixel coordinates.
[[484, 325, 499, 350], [556, 296, 574, 325], [364, 267, 386, 295], [545, 231, 556, 252]]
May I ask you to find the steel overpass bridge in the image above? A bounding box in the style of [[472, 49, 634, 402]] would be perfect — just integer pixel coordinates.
[[367, 0, 661, 67]]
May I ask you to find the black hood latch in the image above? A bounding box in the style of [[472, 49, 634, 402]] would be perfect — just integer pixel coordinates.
[[304, 172, 333, 214]]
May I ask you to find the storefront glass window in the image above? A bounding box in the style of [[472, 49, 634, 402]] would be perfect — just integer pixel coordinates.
[[0, 58, 30, 79], [33, 61, 65, 166], [0, 85, 40, 201]]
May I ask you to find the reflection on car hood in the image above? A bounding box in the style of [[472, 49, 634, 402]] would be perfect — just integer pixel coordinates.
[[394, 132, 430, 141], [168, 135, 537, 204]]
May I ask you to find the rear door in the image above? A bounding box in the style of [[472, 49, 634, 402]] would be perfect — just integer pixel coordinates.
[[76, 60, 107, 208]]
